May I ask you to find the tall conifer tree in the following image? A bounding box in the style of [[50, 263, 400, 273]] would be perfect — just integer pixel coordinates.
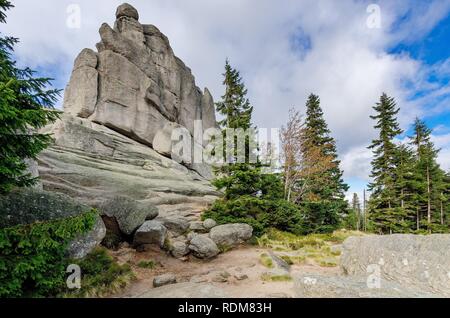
[[302, 94, 349, 201], [367, 93, 404, 233], [0, 0, 60, 193]]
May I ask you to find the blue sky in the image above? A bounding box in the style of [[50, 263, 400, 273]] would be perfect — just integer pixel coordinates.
[[3, 0, 450, 201]]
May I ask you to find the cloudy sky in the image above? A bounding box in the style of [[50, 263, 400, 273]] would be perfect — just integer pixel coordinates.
[[3, 0, 450, 199]]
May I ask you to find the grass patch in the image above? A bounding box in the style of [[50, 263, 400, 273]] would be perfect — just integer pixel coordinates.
[[257, 229, 364, 268], [261, 273, 292, 282], [259, 253, 274, 268], [137, 260, 156, 269], [61, 247, 135, 298]]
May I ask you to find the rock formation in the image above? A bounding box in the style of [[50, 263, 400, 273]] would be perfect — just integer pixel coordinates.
[[38, 3, 220, 214], [63, 3, 217, 160], [35, 4, 255, 261]]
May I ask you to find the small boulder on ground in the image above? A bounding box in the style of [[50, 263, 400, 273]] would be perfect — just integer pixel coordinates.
[[0, 188, 105, 259], [203, 218, 217, 230], [171, 241, 190, 258], [209, 223, 253, 247], [188, 235, 219, 259], [156, 216, 190, 235], [153, 273, 177, 287], [67, 216, 106, 259], [99, 196, 158, 236], [134, 220, 167, 248]]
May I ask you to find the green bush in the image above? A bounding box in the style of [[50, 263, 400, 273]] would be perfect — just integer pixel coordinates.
[[203, 195, 307, 236], [61, 247, 135, 298], [0, 209, 97, 297], [300, 201, 344, 234]]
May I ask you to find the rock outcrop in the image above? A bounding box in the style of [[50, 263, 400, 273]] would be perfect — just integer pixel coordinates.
[[62, 2, 217, 179], [340, 234, 450, 297], [0, 188, 105, 259], [38, 4, 221, 246]]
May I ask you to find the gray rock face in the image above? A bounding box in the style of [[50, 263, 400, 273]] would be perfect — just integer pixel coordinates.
[[189, 235, 219, 259], [153, 273, 177, 288], [293, 273, 437, 298], [171, 241, 190, 258], [99, 196, 158, 235], [62, 3, 217, 179], [0, 188, 90, 228], [116, 3, 139, 20], [137, 282, 228, 298], [209, 223, 253, 247], [0, 188, 105, 259], [67, 216, 106, 259], [203, 218, 217, 230], [38, 114, 219, 226], [340, 234, 450, 297], [156, 216, 190, 235], [134, 220, 167, 248]]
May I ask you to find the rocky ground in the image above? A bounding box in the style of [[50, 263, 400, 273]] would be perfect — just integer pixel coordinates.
[[112, 245, 339, 298]]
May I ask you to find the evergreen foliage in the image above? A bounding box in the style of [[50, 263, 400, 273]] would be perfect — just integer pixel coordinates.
[[0, 209, 97, 297], [0, 0, 60, 193]]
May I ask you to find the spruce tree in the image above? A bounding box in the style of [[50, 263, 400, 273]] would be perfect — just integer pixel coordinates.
[[302, 94, 349, 201], [409, 118, 445, 232], [367, 93, 404, 233], [0, 0, 60, 193]]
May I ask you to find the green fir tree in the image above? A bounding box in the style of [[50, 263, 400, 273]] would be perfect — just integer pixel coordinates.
[[0, 0, 60, 193]]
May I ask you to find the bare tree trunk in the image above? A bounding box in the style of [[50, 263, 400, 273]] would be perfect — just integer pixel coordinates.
[[401, 189, 404, 208], [416, 207, 420, 231]]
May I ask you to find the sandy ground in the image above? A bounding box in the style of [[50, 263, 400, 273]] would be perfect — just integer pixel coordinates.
[[112, 245, 340, 298]]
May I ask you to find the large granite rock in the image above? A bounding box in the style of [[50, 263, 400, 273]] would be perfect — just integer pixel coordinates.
[[38, 114, 219, 222], [0, 188, 105, 259], [340, 234, 450, 297], [99, 196, 158, 236], [133, 220, 167, 248], [188, 235, 219, 259], [67, 216, 106, 259], [63, 3, 216, 179], [209, 223, 253, 247], [293, 273, 437, 298]]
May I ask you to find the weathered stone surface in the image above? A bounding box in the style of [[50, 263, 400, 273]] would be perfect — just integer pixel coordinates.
[[188, 235, 219, 259], [137, 282, 228, 298], [116, 3, 139, 20], [209, 223, 253, 247], [156, 216, 190, 235], [293, 273, 438, 298], [134, 220, 167, 248], [153, 273, 177, 287], [340, 234, 450, 297], [38, 114, 219, 215], [203, 218, 217, 230], [24, 158, 42, 190], [0, 188, 90, 228], [99, 196, 158, 235], [61, 3, 218, 179], [189, 221, 206, 232], [67, 216, 106, 259], [171, 241, 190, 258], [64, 49, 98, 118], [152, 122, 182, 157], [0, 188, 105, 259], [201, 88, 217, 132]]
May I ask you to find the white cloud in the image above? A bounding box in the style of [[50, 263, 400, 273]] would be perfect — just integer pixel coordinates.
[[3, 0, 450, 196]]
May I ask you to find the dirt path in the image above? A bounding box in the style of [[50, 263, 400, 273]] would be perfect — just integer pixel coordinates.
[[112, 245, 340, 298]]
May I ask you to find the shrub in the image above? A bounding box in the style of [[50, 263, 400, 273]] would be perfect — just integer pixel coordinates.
[[203, 196, 307, 236], [0, 209, 97, 297], [61, 247, 135, 298]]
